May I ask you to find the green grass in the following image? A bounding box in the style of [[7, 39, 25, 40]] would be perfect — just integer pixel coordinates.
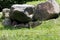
[[0, 14, 60, 40], [26, 0, 60, 5], [56, 0, 60, 4], [0, 0, 60, 40], [26, 1, 46, 6]]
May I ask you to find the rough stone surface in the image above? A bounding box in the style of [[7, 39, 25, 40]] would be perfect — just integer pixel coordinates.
[[2, 18, 11, 26], [13, 21, 42, 28], [47, 0, 59, 13], [9, 4, 35, 23], [33, 0, 59, 21], [28, 21, 42, 27], [2, 8, 10, 19]]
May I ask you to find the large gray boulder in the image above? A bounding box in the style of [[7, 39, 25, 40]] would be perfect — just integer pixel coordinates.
[[33, 0, 60, 21], [9, 4, 35, 23]]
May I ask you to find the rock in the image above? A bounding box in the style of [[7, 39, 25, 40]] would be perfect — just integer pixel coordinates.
[[9, 4, 35, 23], [48, 0, 59, 13], [13, 21, 42, 28], [28, 21, 42, 28], [33, 0, 59, 21], [13, 24, 25, 27], [2, 8, 10, 19], [2, 18, 11, 26]]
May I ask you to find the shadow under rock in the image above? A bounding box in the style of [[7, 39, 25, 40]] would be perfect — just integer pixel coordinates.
[[0, 21, 42, 30]]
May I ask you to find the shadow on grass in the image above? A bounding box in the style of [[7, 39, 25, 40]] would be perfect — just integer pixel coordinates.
[[0, 19, 42, 30], [0, 25, 30, 30], [0, 24, 42, 30]]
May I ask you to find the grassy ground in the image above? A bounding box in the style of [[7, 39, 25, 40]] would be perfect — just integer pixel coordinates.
[[0, 0, 60, 40], [0, 13, 60, 40], [26, 0, 60, 5], [26, 1, 46, 6]]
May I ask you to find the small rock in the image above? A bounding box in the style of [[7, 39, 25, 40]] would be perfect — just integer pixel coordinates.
[[2, 18, 11, 26]]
